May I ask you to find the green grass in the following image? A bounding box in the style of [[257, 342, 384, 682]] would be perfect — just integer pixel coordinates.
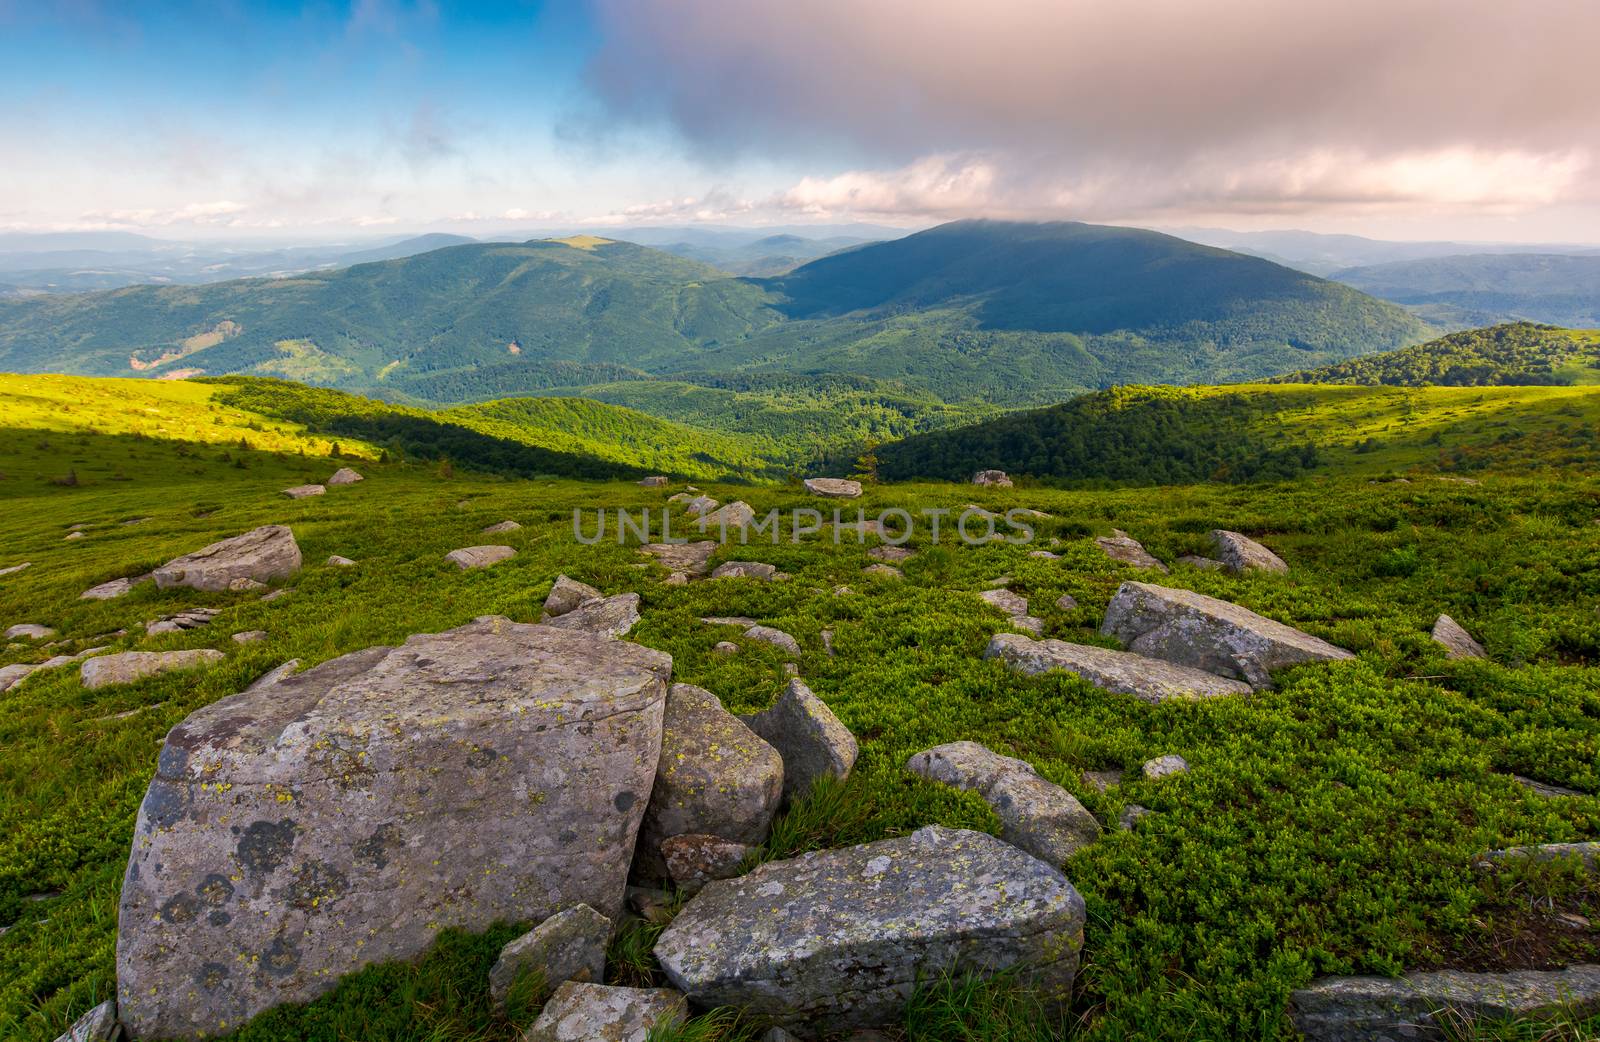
[[2, 382, 1598, 1041]]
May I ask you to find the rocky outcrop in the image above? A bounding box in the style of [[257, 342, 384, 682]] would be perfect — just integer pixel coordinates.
[[711, 561, 778, 581], [115, 616, 671, 1040], [972, 470, 1013, 487], [81, 649, 223, 690], [743, 679, 857, 803], [488, 904, 610, 1009], [543, 594, 641, 638], [1093, 531, 1168, 573], [654, 825, 1085, 1030], [154, 526, 302, 593], [986, 633, 1252, 702], [326, 468, 363, 485], [281, 484, 324, 499], [1431, 614, 1487, 660], [804, 477, 863, 498], [1100, 581, 1354, 689], [640, 541, 717, 580], [1208, 530, 1288, 574], [544, 575, 603, 618], [444, 545, 516, 570], [1290, 965, 1600, 1042], [525, 982, 686, 1042], [661, 834, 750, 894], [634, 684, 783, 880], [906, 741, 1100, 863]]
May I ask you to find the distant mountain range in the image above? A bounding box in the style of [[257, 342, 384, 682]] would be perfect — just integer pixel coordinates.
[[1168, 227, 1600, 277], [1329, 254, 1600, 328]]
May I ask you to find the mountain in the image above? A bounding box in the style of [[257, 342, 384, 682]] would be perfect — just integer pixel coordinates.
[[1168, 227, 1600, 277], [649, 233, 869, 276], [1331, 254, 1600, 327], [1269, 322, 1600, 386], [330, 233, 477, 267]]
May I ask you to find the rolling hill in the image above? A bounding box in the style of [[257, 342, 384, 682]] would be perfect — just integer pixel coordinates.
[[1333, 254, 1600, 328], [1270, 323, 1600, 386]]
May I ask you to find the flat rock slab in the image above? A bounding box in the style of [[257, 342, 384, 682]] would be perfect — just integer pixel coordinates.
[[1432, 614, 1487, 659], [525, 982, 686, 1042], [6, 623, 55, 640], [655, 825, 1085, 1030], [640, 541, 716, 577], [1100, 581, 1354, 689], [445, 544, 517, 570], [154, 525, 302, 593], [986, 633, 1252, 702], [489, 903, 610, 1009], [1513, 775, 1586, 798], [906, 741, 1100, 864], [0, 562, 31, 577], [711, 561, 778, 581], [1176, 555, 1225, 571], [1209, 530, 1288, 574], [81, 575, 150, 600], [1094, 531, 1168, 573], [1476, 842, 1600, 872], [281, 484, 325, 499], [326, 467, 363, 485], [804, 477, 863, 498], [743, 679, 857, 803], [115, 616, 671, 1041], [543, 594, 641, 638], [326, 555, 356, 567], [745, 624, 802, 657], [1291, 965, 1600, 1042], [81, 649, 223, 690], [979, 588, 1029, 616]]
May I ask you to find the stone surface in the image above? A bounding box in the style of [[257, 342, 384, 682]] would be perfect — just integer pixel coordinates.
[[154, 526, 303, 593], [702, 616, 758, 628], [6, 623, 55, 640], [986, 633, 1253, 702], [1082, 769, 1122, 793], [482, 520, 523, 534], [661, 834, 750, 894], [861, 563, 902, 579], [640, 541, 716, 578], [488, 903, 610, 1009], [867, 545, 914, 563], [1055, 594, 1080, 611], [115, 617, 671, 1041], [712, 641, 740, 656], [543, 575, 603, 618], [711, 561, 778, 581], [65, 531, 86, 541], [1094, 530, 1168, 573], [227, 577, 267, 592], [281, 484, 325, 499], [979, 588, 1029, 616], [1011, 615, 1044, 636], [1028, 550, 1060, 560], [1208, 530, 1289, 575], [81, 575, 148, 600], [655, 825, 1085, 1030], [743, 679, 857, 803], [543, 594, 641, 638], [635, 684, 783, 879], [683, 495, 719, 516], [1176, 555, 1225, 571], [745, 624, 802, 657], [53, 999, 119, 1042], [444, 545, 517, 570], [638, 476, 670, 487], [906, 741, 1100, 863], [81, 649, 224, 690], [1476, 841, 1600, 872], [326, 467, 363, 485], [0, 562, 31, 577], [1101, 581, 1355, 689], [1118, 805, 1151, 831], [697, 501, 757, 533], [524, 982, 686, 1042], [1290, 965, 1600, 1042], [1143, 754, 1189, 780], [232, 630, 268, 645], [1513, 774, 1585, 798], [804, 477, 863, 498], [146, 607, 219, 636], [1432, 614, 1487, 660], [972, 469, 1013, 487], [326, 555, 356, 567]]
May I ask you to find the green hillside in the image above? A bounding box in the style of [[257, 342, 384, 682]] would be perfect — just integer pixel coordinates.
[[1271, 322, 1600, 386]]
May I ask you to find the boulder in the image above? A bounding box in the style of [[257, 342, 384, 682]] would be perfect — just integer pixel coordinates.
[[804, 477, 863, 499], [326, 555, 356, 567], [232, 631, 268, 644], [745, 624, 801, 657], [326, 467, 363, 485], [1093, 530, 1168, 573], [638, 475, 670, 487], [697, 501, 757, 533], [1290, 965, 1600, 1042], [482, 520, 523, 534], [712, 641, 740, 656], [1143, 754, 1189, 780], [5, 623, 55, 640], [979, 588, 1029, 616], [444, 544, 516, 570], [661, 834, 750, 894], [1100, 581, 1354, 689], [52, 999, 119, 1042], [1054, 594, 1080, 611], [640, 541, 716, 578], [1081, 769, 1122, 793], [544, 575, 603, 618], [81, 649, 224, 690], [906, 741, 1100, 863], [986, 633, 1252, 702], [635, 684, 783, 879], [654, 825, 1085, 1030], [683, 495, 719, 517], [65, 531, 86, 541], [524, 982, 686, 1042], [867, 545, 914, 563], [281, 484, 325, 499], [114, 617, 671, 1040], [743, 679, 857, 803], [971, 469, 1013, 487], [488, 904, 610, 1010], [1431, 614, 1487, 660], [543, 594, 641, 638], [154, 525, 302, 593], [1208, 530, 1289, 574], [711, 561, 778, 581]]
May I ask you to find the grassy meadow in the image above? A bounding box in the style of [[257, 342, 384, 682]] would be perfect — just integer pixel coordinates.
[[0, 374, 1598, 1041]]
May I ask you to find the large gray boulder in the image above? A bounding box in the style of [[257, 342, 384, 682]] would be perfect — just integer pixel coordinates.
[[1093, 531, 1168, 573], [115, 616, 671, 1040], [488, 903, 610, 1010], [697, 501, 757, 533], [743, 679, 857, 803], [1431, 614, 1487, 660], [804, 477, 863, 498], [1291, 965, 1600, 1041], [543, 593, 640, 638], [639, 540, 717, 579], [986, 633, 1252, 702], [81, 649, 224, 691], [543, 575, 603, 618], [525, 982, 686, 1042], [1208, 530, 1289, 575], [655, 825, 1085, 1030], [1100, 581, 1354, 689], [326, 467, 363, 485], [635, 684, 783, 880], [905, 741, 1100, 864], [153, 526, 302, 592]]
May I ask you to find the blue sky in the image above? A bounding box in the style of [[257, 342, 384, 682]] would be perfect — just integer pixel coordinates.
[[2, 0, 1595, 242]]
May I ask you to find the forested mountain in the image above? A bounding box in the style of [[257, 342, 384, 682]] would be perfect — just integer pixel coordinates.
[[1270, 323, 1600, 386], [1333, 254, 1600, 327]]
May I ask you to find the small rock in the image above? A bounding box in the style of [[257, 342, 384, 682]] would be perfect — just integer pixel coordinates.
[[523, 981, 686, 1042], [65, 531, 85, 541], [1513, 775, 1585, 798], [488, 903, 610, 1010], [979, 588, 1029, 616], [1094, 530, 1168, 573], [744, 624, 802, 657], [1475, 841, 1600, 872], [1208, 530, 1288, 575], [544, 574, 604, 618], [1118, 805, 1151, 830], [803, 477, 863, 498], [712, 641, 740, 656], [743, 679, 858, 803], [1143, 754, 1189, 780], [861, 563, 902, 579], [5, 624, 55, 640], [1176, 555, 1225, 571], [282, 484, 325, 499], [661, 834, 750, 894], [832, 584, 853, 596], [155, 525, 302, 592], [987, 633, 1253, 702], [1028, 549, 1060, 560], [821, 629, 834, 656], [663, 572, 689, 586], [971, 469, 1013, 487], [638, 475, 670, 487], [327, 467, 364, 485], [836, 518, 888, 539], [697, 501, 757, 532], [81, 649, 224, 690], [702, 615, 759, 627], [867, 545, 914, 563], [78, 575, 147, 601], [1055, 594, 1080, 611], [985, 575, 1012, 588], [1082, 769, 1122, 793], [627, 886, 675, 924], [52, 999, 119, 1042], [146, 607, 220, 634], [1012, 615, 1044, 636], [444, 545, 516, 570], [259, 588, 292, 602], [1432, 613, 1487, 660], [543, 593, 641, 638], [0, 562, 32, 577], [684, 495, 719, 516], [762, 1029, 802, 1042], [326, 555, 357, 567], [640, 541, 717, 577], [783, 662, 800, 677], [711, 561, 778, 581], [907, 741, 1100, 863], [482, 519, 522, 534], [232, 630, 268, 644]]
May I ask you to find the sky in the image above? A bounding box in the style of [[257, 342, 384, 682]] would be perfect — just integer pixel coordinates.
[[1, 0, 1596, 243]]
